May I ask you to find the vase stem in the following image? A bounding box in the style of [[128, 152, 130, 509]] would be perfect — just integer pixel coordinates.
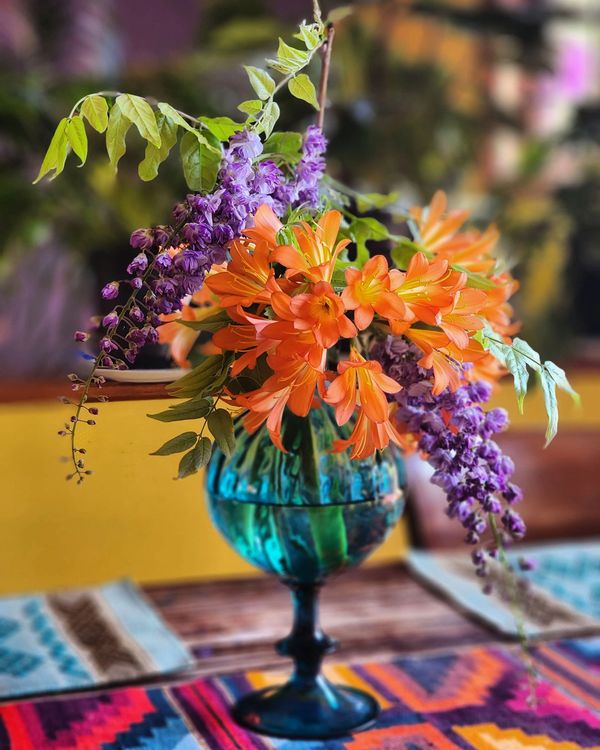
[[277, 582, 335, 687]]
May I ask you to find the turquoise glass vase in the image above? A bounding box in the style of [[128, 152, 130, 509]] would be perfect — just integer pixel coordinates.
[[206, 407, 406, 740]]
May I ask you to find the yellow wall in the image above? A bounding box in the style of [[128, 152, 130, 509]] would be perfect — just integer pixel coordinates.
[[0, 396, 408, 595], [0, 371, 596, 595]]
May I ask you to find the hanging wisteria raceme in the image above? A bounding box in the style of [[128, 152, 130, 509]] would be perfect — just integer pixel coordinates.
[[79, 127, 328, 371], [370, 336, 525, 578]]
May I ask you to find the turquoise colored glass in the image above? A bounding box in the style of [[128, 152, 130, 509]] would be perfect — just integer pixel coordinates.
[[206, 407, 406, 739]]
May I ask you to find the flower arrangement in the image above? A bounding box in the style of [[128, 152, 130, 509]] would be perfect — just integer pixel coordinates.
[[38, 5, 578, 579]]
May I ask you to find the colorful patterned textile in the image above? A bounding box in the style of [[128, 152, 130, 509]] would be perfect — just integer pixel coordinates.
[[0, 639, 598, 749], [0, 580, 192, 699], [408, 540, 600, 638]]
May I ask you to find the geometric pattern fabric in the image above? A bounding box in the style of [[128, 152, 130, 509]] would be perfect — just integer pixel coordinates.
[[0, 638, 597, 749]]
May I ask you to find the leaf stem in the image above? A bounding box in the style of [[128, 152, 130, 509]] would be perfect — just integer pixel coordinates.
[[317, 23, 335, 129]]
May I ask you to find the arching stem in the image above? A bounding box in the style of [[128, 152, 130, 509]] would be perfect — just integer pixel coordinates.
[[317, 23, 335, 130]]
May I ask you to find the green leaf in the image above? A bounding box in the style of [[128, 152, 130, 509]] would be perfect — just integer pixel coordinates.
[[80, 95, 109, 133], [33, 117, 70, 183], [138, 113, 178, 181], [150, 431, 198, 455], [327, 5, 353, 23], [106, 103, 132, 171], [455, 266, 498, 290], [260, 100, 280, 139], [288, 74, 320, 109], [294, 21, 322, 50], [267, 39, 309, 74], [157, 102, 196, 133], [243, 66, 275, 100], [348, 217, 390, 266], [543, 361, 580, 404], [390, 240, 424, 270], [177, 310, 231, 333], [148, 397, 212, 423], [263, 131, 303, 161], [179, 129, 222, 192], [65, 116, 88, 166], [238, 99, 263, 115], [115, 94, 161, 147], [355, 190, 400, 214], [167, 354, 229, 398], [178, 436, 212, 478], [538, 368, 559, 447], [199, 116, 243, 141], [207, 409, 236, 457], [512, 337, 542, 372], [503, 346, 530, 413]]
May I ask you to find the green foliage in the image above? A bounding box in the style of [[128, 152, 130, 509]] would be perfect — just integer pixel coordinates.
[[106, 103, 132, 171], [237, 99, 263, 115], [177, 310, 231, 333], [148, 396, 212, 423], [288, 74, 320, 110], [259, 101, 280, 138], [166, 354, 231, 399], [199, 116, 243, 141], [244, 66, 276, 100], [207, 409, 236, 457], [150, 431, 198, 455], [344, 216, 390, 266], [80, 95, 109, 133], [179, 130, 222, 192], [178, 436, 212, 478], [475, 325, 580, 445], [65, 117, 88, 166], [138, 113, 178, 181], [33, 118, 70, 183], [263, 131, 303, 162], [267, 38, 310, 74], [115, 94, 161, 148]]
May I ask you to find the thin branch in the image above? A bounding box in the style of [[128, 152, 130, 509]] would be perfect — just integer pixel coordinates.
[[317, 23, 335, 130]]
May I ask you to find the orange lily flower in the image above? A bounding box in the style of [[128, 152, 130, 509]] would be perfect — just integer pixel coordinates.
[[237, 354, 324, 451], [342, 256, 410, 330], [325, 347, 401, 425], [205, 236, 272, 308], [271, 210, 350, 283], [332, 407, 404, 460], [438, 288, 487, 349], [289, 281, 357, 350], [158, 287, 220, 368], [406, 328, 486, 395], [389, 252, 465, 327], [410, 191, 497, 274], [243, 203, 282, 248], [481, 273, 520, 337]]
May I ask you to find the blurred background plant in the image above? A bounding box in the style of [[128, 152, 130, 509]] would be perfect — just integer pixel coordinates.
[[1, 0, 599, 378]]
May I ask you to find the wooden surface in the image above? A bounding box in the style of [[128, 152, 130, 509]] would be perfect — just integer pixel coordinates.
[[407, 429, 600, 549], [144, 563, 503, 678]]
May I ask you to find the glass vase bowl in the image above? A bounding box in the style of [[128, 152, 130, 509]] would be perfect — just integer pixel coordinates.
[[206, 407, 406, 740]]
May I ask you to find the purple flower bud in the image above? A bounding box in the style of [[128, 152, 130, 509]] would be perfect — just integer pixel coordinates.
[[503, 482, 523, 504], [502, 509, 526, 539], [101, 355, 114, 368], [154, 225, 170, 246], [74, 330, 89, 342], [101, 281, 119, 300], [129, 306, 144, 323], [155, 252, 172, 270], [127, 329, 146, 346], [125, 348, 138, 363], [100, 337, 118, 353], [183, 222, 212, 246], [88, 407, 98, 415], [130, 277, 143, 289], [127, 253, 148, 275], [129, 228, 154, 250], [102, 311, 119, 328]]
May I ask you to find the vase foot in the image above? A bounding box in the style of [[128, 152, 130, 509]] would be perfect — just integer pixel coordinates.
[[231, 675, 379, 739]]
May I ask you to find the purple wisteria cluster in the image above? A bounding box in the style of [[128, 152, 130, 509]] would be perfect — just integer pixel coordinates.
[[76, 126, 328, 369], [371, 336, 525, 578]]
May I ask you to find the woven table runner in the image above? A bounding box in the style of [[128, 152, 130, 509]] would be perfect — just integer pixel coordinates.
[[0, 579, 192, 700], [408, 539, 600, 638], [0, 638, 597, 749]]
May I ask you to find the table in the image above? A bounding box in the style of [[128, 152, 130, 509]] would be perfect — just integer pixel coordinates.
[[144, 562, 506, 678]]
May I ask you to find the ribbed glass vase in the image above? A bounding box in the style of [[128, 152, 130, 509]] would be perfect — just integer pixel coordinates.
[[206, 407, 406, 739]]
